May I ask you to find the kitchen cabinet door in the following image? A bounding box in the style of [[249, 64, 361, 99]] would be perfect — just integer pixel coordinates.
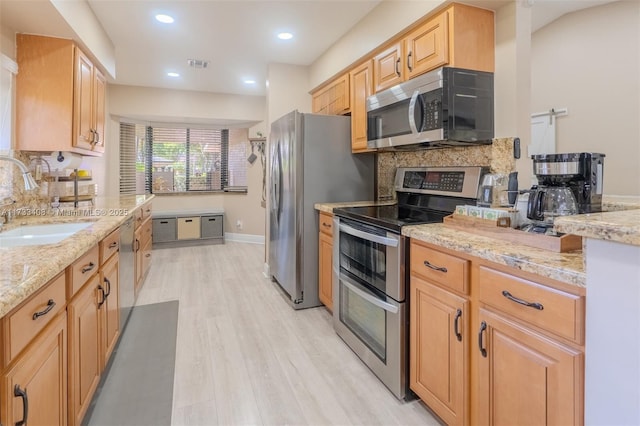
[[68, 274, 101, 426], [92, 68, 107, 153], [404, 11, 449, 80], [349, 59, 375, 153], [410, 275, 468, 425], [318, 230, 333, 311], [312, 73, 350, 115], [477, 308, 584, 426], [1, 312, 67, 426], [16, 34, 106, 156], [100, 253, 120, 370], [373, 43, 404, 92], [74, 49, 95, 151]]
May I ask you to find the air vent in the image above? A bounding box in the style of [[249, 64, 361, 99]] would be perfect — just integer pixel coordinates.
[[187, 59, 209, 69]]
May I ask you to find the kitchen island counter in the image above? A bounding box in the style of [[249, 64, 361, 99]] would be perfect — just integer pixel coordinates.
[[0, 194, 154, 318], [554, 208, 640, 246]]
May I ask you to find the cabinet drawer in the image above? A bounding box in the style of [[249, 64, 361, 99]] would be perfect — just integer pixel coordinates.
[[319, 212, 333, 236], [2, 272, 66, 366], [201, 215, 223, 239], [177, 217, 201, 240], [100, 227, 120, 265], [153, 218, 176, 243], [410, 241, 469, 294], [69, 244, 100, 297], [478, 266, 585, 344]]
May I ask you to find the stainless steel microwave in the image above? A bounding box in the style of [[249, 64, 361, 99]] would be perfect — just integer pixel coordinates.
[[366, 67, 494, 150]]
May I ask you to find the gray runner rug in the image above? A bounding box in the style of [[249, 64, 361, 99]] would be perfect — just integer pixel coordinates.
[[84, 301, 179, 426]]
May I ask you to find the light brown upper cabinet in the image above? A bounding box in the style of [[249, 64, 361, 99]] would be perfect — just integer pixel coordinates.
[[16, 34, 107, 156], [311, 73, 350, 115], [373, 3, 495, 93], [349, 59, 375, 153]]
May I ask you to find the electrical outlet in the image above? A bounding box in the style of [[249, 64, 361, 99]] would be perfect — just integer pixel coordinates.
[[236, 219, 243, 230]]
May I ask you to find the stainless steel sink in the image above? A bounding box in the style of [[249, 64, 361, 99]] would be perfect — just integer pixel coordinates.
[[0, 222, 93, 248]]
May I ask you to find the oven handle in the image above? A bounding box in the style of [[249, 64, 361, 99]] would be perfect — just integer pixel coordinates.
[[340, 273, 399, 314], [338, 223, 399, 247]]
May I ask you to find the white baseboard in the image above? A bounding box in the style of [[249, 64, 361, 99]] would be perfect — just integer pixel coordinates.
[[224, 233, 265, 244]]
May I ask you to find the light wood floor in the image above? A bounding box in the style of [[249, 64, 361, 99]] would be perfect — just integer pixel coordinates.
[[136, 242, 441, 426]]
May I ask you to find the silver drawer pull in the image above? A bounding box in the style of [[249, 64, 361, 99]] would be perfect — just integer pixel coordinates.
[[502, 290, 544, 310], [423, 260, 447, 273]]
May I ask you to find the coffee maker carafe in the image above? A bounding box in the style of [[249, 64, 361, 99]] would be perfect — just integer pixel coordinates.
[[531, 152, 606, 214]]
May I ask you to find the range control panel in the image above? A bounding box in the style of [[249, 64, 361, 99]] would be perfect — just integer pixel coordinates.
[[395, 166, 487, 198]]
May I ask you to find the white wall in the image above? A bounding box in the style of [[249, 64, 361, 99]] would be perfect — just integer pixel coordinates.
[[531, 0, 640, 195]]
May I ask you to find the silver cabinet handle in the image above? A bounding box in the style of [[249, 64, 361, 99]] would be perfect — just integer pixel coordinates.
[[340, 273, 399, 314]]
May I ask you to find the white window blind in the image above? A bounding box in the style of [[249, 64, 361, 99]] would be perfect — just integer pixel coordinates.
[[119, 122, 148, 194], [120, 122, 248, 194]]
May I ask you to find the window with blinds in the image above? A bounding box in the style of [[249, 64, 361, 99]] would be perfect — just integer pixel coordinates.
[[119, 122, 248, 194], [119, 122, 148, 194]]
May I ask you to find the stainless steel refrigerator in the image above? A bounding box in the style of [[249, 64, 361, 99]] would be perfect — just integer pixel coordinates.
[[269, 110, 375, 309]]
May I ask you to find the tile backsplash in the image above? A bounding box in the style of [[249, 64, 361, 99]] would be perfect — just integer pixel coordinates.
[[376, 137, 517, 200]]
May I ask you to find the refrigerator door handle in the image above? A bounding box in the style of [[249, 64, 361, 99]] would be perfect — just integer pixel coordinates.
[[270, 142, 280, 225], [275, 143, 283, 222]]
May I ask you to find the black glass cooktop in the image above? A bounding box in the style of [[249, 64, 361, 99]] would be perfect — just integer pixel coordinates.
[[333, 204, 450, 233], [333, 193, 477, 233]]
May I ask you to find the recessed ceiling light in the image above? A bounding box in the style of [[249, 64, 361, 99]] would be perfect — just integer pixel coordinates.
[[244, 79, 256, 85], [155, 14, 174, 24], [277, 32, 293, 40], [167, 72, 180, 77]]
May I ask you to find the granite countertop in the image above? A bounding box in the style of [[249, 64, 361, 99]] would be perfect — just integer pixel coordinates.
[[554, 209, 640, 247], [314, 200, 396, 214], [403, 224, 585, 288], [0, 195, 154, 318]]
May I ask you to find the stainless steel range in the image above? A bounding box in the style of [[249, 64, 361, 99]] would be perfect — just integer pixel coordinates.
[[332, 166, 486, 400]]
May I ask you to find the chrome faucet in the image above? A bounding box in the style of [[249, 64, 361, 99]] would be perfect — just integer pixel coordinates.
[[0, 155, 39, 190]]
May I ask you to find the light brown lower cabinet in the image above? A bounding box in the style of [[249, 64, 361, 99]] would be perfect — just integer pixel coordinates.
[[1, 312, 68, 426], [100, 253, 120, 370], [0, 223, 129, 426], [410, 276, 468, 425], [318, 212, 334, 311], [67, 232, 123, 426], [409, 239, 585, 425], [476, 308, 584, 426], [68, 273, 101, 426]]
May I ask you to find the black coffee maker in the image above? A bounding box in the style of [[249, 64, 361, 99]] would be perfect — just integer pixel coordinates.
[[531, 152, 606, 214]]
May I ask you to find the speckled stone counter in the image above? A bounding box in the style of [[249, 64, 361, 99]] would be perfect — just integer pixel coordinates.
[[0, 195, 154, 318], [402, 224, 585, 288], [602, 195, 640, 211], [554, 209, 640, 247], [314, 200, 396, 214]]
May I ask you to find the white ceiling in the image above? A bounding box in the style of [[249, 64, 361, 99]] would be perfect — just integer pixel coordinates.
[[0, 0, 620, 97]]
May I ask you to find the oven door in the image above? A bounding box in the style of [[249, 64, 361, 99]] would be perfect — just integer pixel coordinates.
[[332, 216, 408, 400], [335, 217, 404, 301]]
